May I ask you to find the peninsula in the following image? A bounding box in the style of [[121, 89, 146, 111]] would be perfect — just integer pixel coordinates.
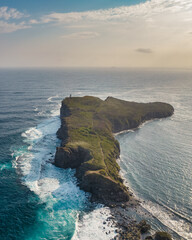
[[54, 96, 174, 206]]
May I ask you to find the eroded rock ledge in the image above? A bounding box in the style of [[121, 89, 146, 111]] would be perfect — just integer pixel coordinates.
[[54, 96, 174, 205]]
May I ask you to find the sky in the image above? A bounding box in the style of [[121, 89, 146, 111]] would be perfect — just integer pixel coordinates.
[[0, 0, 192, 68]]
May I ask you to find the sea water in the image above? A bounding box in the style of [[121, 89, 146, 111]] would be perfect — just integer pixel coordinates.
[[0, 68, 191, 240]]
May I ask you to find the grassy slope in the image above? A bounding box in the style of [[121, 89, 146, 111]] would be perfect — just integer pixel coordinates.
[[55, 96, 174, 203]]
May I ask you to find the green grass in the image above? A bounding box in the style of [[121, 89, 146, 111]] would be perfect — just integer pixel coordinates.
[[58, 96, 174, 198]]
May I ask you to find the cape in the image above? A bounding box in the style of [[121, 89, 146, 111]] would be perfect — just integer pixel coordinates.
[[55, 96, 174, 205]]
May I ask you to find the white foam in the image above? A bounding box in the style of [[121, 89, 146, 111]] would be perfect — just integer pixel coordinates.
[[47, 95, 59, 102], [141, 201, 192, 240], [73, 206, 117, 240], [14, 111, 62, 198], [28, 145, 32, 150], [37, 111, 46, 116], [50, 104, 60, 116], [21, 128, 43, 141], [28, 178, 60, 200], [0, 163, 11, 171], [114, 129, 134, 136], [13, 103, 90, 239], [17, 117, 60, 189], [14, 153, 33, 175], [117, 128, 192, 240]]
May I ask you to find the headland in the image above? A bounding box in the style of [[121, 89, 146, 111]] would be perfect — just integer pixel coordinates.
[[54, 96, 174, 239], [55, 96, 174, 204]]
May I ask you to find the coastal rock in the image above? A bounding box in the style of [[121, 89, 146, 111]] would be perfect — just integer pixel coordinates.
[[79, 171, 129, 203], [118, 225, 141, 240], [137, 220, 151, 233], [145, 236, 153, 240], [55, 146, 91, 168], [154, 232, 172, 240]]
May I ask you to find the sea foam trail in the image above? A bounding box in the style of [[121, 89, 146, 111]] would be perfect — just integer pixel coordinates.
[[119, 152, 192, 240], [141, 201, 192, 240], [115, 115, 192, 240], [47, 95, 59, 102], [12, 103, 90, 239], [0, 163, 12, 171], [21, 128, 43, 141], [120, 163, 192, 240], [73, 207, 117, 240], [12, 95, 119, 240]]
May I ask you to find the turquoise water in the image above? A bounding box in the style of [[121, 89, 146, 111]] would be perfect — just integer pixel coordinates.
[[0, 68, 191, 239]]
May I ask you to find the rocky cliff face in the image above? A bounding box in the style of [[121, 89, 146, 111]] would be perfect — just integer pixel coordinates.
[[54, 96, 174, 205]]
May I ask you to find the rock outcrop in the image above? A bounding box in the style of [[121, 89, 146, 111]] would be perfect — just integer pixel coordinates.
[[154, 232, 172, 240]]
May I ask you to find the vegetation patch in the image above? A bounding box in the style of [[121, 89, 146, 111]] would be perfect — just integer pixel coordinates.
[[55, 96, 174, 204]]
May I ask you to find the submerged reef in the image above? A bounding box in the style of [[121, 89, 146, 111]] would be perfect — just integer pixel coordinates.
[[54, 96, 174, 205]]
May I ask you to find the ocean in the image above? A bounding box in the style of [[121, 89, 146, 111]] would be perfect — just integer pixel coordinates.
[[0, 68, 191, 240]]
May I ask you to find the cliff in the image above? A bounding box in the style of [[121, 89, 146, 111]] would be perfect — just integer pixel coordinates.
[[54, 96, 174, 205]]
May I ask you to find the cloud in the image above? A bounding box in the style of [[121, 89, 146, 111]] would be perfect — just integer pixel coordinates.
[[1, 0, 192, 68], [39, 0, 192, 25], [0, 6, 26, 20], [135, 48, 153, 54], [29, 19, 39, 24], [62, 31, 100, 39], [0, 6, 30, 33], [0, 20, 30, 33], [40, 7, 133, 24]]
